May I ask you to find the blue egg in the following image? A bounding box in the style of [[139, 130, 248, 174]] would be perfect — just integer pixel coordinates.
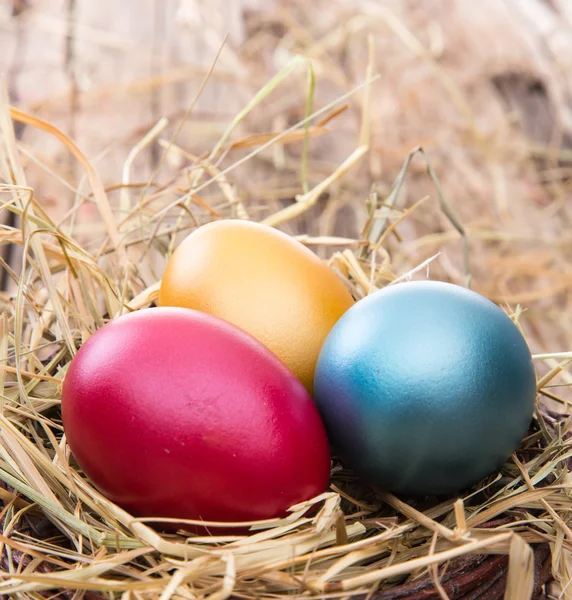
[[314, 281, 537, 495]]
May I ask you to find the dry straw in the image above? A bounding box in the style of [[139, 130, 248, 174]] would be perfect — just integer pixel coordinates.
[[0, 32, 570, 600]]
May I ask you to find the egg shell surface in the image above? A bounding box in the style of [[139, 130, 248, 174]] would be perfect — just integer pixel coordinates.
[[62, 307, 331, 524], [314, 281, 537, 496], [158, 220, 354, 392]]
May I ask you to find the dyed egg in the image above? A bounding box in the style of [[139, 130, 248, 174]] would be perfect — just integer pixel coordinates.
[[158, 220, 354, 392], [314, 281, 537, 496], [62, 307, 330, 524]]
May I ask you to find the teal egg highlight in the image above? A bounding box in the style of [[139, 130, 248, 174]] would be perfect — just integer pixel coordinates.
[[314, 281, 537, 496]]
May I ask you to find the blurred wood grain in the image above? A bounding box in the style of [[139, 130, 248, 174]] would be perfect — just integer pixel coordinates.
[[0, 0, 571, 355], [0, 0, 274, 220]]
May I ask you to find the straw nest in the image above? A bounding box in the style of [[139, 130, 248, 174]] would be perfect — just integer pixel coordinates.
[[1, 14, 572, 599]]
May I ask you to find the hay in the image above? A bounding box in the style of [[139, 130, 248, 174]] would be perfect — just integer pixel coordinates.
[[0, 4, 571, 598]]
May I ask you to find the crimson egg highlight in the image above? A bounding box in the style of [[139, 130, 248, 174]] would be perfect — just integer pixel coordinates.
[[62, 307, 330, 525]]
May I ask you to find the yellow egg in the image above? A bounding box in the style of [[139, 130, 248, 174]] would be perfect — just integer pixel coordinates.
[[159, 220, 354, 392]]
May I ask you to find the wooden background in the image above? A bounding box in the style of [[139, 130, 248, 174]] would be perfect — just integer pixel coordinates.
[[0, 0, 277, 219], [1, 0, 572, 357]]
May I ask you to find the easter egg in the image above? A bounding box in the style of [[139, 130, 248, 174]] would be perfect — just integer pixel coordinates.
[[62, 307, 330, 525], [158, 220, 354, 392], [314, 281, 537, 496]]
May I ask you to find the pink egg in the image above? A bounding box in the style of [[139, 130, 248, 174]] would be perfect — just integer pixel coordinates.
[[62, 307, 330, 525]]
